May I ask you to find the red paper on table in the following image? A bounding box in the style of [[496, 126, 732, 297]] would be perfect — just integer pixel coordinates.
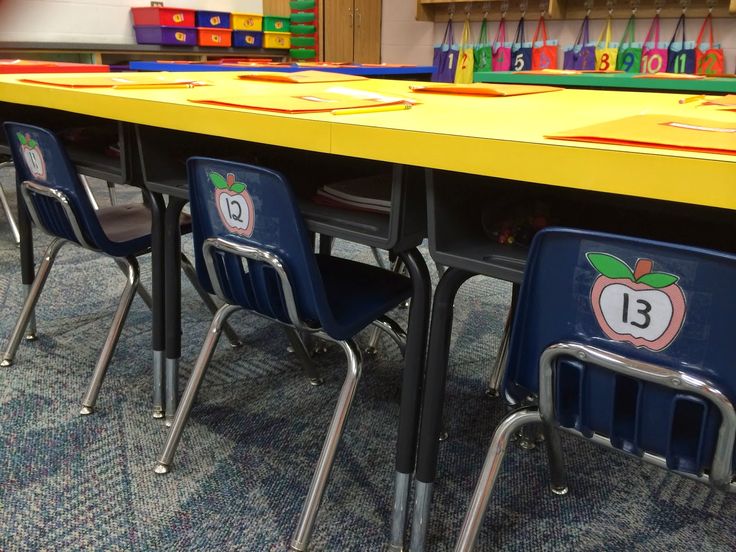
[[191, 92, 408, 113], [546, 114, 736, 155], [236, 70, 366, 83], [409, 83, 562, 96]]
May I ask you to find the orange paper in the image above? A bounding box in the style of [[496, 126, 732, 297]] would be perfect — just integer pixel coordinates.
[[633, 72, 705, 80], [191, 92, 407, 114], [546, 114, 736, 155], [409, 83, 563, 96], [236, 70, 366, 83], [703, 94, 736, 106], [19, 75, 207, 88]]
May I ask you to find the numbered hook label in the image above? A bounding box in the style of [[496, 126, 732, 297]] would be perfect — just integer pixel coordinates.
[[210, 170, 255, 237]]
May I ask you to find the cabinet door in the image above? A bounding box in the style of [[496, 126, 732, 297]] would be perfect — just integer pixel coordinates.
[[353, 0, 381, 64], [324, 0, 355, 62]]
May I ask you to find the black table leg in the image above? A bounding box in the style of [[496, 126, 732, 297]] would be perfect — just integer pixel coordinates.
[[164, 196, 187, 422], [409, 267, 474, 552], [148, 191, 166, 419], [16, 176, 36, 340], [390, 247, 431, 551]]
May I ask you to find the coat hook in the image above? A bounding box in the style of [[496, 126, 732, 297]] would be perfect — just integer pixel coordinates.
[[500, 1, 509, 17], [519, 0, 528, 17], [606, 0, 615, 15], [448, 3, 455, 19], [539, 0, 549, 14], [679, 0, 689, 12], [654, 0, 664, 15], [706, 0, 716, 12], [482, 1, 491, 17], [464, 2, 473, 17], [630, 0, 639, 13], [584, 0, 593, 16]]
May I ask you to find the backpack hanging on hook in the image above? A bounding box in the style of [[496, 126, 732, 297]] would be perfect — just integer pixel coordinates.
[[431, 16, 459, 82], [595, 14, 619, 71], [474, 13, 493, 73], [695, 13, 724, 75], [616, 13, 642, 72], [455, 11, 475, 83], [666, 13, 695, 74], [531, 15, 558, 69], [492, 16, 513, 71], [511, 16, 532, 71]]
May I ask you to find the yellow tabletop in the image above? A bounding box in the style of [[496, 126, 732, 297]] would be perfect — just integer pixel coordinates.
[[0, 71, 733, 210]]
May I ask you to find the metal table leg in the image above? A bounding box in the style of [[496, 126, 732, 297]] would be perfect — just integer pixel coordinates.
[[390, 247, 431, 551], [409, 267, 474, 552]]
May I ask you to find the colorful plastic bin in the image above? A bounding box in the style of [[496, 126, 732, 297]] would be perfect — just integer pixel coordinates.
[[131, 7, 195, 27], [197, 28, 232, 47], [232, 13, 263, 31], [134, 26, 197, 46], [290, 24, 316, 35], [196, 11, 231, 29], [263, 32, 291, 49], [263, 16, 290, 32], [290, 36, 315, 47], [233, 31, 263, 49], [290, 0, 316, 9], [290, 48, 317, 60], [290, 12, 315, 24]]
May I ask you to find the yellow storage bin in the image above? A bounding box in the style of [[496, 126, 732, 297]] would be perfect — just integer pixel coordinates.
[[263, 31, 291, 49], [231, 13, 263, 31]]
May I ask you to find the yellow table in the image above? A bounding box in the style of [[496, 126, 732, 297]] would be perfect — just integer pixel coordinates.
[[0, 71, 733, 552]]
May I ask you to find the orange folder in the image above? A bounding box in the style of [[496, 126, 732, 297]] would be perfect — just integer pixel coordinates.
[[409, 83, 563, 96], [703, 94, 736, 106], [546, 114, 736, 155], [191, 92, 407, 114], [19, 74, 208, 88], [236, 70, 366, 83]]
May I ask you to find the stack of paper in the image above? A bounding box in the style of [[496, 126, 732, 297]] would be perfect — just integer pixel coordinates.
[[313, 174, 392, 214], [409, 83, 562, 96]]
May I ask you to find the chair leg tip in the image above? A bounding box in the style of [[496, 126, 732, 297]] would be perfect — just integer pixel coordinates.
[[79, 406, 94, 416], [154, 463, 170, 475], [551, 484, 569, 496], [152, 409, 165, 419], [229, 340, 244, 349], [308, 377, 325, 387], [0, 358, 12, 367], [24, 333, 37, 341], [289, 541, 306, 551]]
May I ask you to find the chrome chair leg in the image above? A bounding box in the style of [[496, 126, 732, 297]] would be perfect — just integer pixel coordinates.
[[155, 303, 240, 474], [370, 315, 407, 357], [1, 238, 66, 367], [455, 408, 542, 552], [0, 181, 20, 244], [285, 328, 324, 386], [114, 258, 153, 310], [371, 246, 388, 269], [80, 256, 140, 415], [290, 338, 362, 552], [107, 181, 117, 205], [181, 253, 242, 348], [79, 175, 100, 211], [487, 284, 519, 397]]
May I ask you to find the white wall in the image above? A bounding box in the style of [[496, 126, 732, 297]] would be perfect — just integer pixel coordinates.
[[0, 0, 262, 44], [430, 16, 736, 73], [381, 1, 434, 65]]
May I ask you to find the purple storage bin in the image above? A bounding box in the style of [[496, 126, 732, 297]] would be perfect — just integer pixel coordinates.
[[134, 25, 197, 46], [233, 30, 263, 48], [195, 11, 231, 29]]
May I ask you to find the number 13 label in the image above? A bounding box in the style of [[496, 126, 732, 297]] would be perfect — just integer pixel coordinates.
[[587, 252, 686, 352]]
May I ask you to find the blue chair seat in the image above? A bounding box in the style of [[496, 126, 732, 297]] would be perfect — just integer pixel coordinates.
[[316, 253, 412, 341], [95, 204, 191, 257]]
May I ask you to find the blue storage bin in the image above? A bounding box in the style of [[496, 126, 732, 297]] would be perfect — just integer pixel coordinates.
[[233, 31, 263, 49], [196, 10, 231, 29]]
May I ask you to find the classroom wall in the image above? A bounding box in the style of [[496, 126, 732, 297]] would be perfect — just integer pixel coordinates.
[[430, 16, 736, 73], [381, 2, 435, 65], [0, 0, 261, 44]]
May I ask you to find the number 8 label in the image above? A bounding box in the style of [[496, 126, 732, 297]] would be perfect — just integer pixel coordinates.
[[598, 52, 610, 71]]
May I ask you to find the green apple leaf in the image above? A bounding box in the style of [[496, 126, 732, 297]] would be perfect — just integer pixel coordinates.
[[209, 171, 228, 189], [27, 139, 37, 149], [637, 272, 679, 288], [586, 252, 634, 280], [16, 132, 27, 145], [230, 182, 246, 193]]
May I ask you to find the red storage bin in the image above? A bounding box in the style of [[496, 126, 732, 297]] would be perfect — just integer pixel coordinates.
[[131, 7, 196, 27], [197, 28, 232, 47]]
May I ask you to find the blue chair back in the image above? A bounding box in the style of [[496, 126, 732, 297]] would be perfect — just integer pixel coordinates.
[[504, 227, 736, 477], [187, 157, 332, 331], [3, 122, 107, 250]]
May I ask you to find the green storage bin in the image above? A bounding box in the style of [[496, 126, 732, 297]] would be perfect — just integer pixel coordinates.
[[290, 48, 317, 60], [290, 36, 315, 47], [263, 16, 290, 32], [290, 24, 315, 35], [289, 0, 315, 9], [290, 12, 315, 23]]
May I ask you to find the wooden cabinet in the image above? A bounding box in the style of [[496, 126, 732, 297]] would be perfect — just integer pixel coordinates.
[[324, 0, 382, 63]]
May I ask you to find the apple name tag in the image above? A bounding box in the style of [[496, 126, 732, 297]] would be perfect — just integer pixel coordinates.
[[587, 252, 686, 352], [16, 132, 46, 180], [209, 170, 255, 237]]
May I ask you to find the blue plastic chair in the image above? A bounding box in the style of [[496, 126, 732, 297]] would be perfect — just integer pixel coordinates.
[[0, 122, 205, 415], [456, 227, 736, 551], [155, 157, 412, 551]]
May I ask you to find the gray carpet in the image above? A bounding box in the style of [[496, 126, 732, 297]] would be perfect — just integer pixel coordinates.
[[1, 169, 735, 551]]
